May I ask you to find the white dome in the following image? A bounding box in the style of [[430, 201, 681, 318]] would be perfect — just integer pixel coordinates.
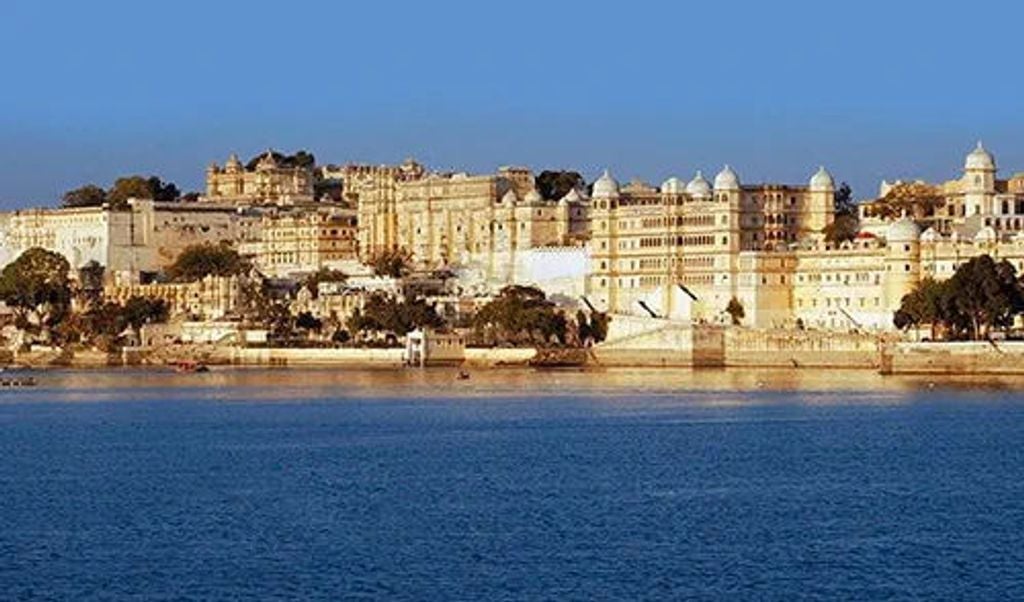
[[887, 215, 920, 243], [809, 166, 834, 191], [523, 189, 543, 205], [975, 226, 997, 243], [500, 189, 518, 206], [713, 165, 741, 190], [661, 177, 685, 194], [686, 171, 712, 198], [592, 169, 620, 199], [920, 227, 939, 243], [965, 141, 996, 171], [559, 188, 583, 204]]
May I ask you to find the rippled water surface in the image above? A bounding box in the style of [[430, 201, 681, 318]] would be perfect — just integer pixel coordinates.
[[2, 368, 1024, 599]]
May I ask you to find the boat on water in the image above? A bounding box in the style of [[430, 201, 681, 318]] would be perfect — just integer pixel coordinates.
[[0, 376, 37, 387], [172, 360, 210, 374]]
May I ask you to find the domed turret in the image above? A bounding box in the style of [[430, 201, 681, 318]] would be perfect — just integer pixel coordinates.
[[965, 141, 996, 171], [592, 169, 620, 199], [809, 166, 834, 191], [500, 189, 518, 207], [559, 188, 583, 205], [661, 177, 685, 194], [887, 214, 920, 243], [686, 171, 712, 199], [713, 165, 741, 191], [225, 153, 243, 173]]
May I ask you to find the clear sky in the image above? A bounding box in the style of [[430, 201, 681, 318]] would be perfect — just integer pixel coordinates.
[[1, 0, 1022, 207]]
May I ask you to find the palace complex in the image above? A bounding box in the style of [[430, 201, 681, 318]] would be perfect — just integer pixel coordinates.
[[206, 151, 314, 205], [1, 142, 1023, 334]]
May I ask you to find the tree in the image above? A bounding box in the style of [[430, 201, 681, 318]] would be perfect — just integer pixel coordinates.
[[0, 248, 72, 336], [122, 296, 169, 331], [246, 150, 315, 171], [106, 176, 155, 208], [473, 285, 567, 346], [726, 297, 745, 326], [864, 182, 945, 220], [894, 256, 1024, 340], [536, 170, 585, 201], [77, 260, 106, 305], [368, 248, 412, 279], [824, 182, 860, 244], [147, 176, 180, 202], [295, 311, 323, 334], [166, 243, 249, 282], [576, 309, 611, 345], [61, 184, 107, 208], [346, 293, 444, 341], [302, 268, 347, 298]]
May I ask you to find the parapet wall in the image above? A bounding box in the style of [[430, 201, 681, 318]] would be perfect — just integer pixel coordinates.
[[883, 341, 1024, 374], [725, 328, 882, 369]]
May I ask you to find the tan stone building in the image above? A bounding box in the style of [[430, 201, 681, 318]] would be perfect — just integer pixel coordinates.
[[354, 163, 589, 287], [587, 165, 834, 318], [240, 207, 359, 277], [861, 142, 1024, 236], [104, 274, 244, 321], [0, 199, 259, 283], [206, 151, 314, 205]]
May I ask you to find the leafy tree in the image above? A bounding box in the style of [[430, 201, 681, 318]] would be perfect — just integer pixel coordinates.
[[61, 184, 107, 208], [346, 293, 443, 340], [536, 170, 584, 201], [865, 182, 945, 220], [894, 256, 1024, 340], [107, 176, 156, 208], [302, 268, 347, 298], [147, 176, 180, 202], [180, 191, 202, 203], [726, 297, 745, 326], [246, 150, 315, 170], [77, 260, 106, 305], [0, 248, 72, 334], [368, 248, 413, 279], [576, 309, 611, 345], [166, 243, 249, 282], [824, 182, 860, 244], [122, 296, 169, 331], [295, 311, 323, 334], [473, 285, 567, 346]]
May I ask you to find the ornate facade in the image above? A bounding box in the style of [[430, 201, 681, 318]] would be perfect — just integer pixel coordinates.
[[587, 165, 834, 318], [206, 151, 314, 205], [590, 145, 1024, 332], [240, 207, 359, 278]]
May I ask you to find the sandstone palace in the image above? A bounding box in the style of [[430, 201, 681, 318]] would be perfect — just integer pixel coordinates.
[[2, 143, 1023, 338]]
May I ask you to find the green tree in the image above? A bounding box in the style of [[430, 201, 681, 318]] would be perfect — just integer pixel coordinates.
[[894, 256, 1024, 340], [0, 248, 72, 336], [473, 285, 567, 346], [107, 176, 155, 208], [824, 182, 860, 244], [726, 297, 745, 326], [535, 170, 585, 201], [166, 243, 249, 282], [302, 268, 347, 298], [61, 184, 108, 208], [122, 296, 169, 331], [346, 293, 443, 341], [368, 248, 413, 279]]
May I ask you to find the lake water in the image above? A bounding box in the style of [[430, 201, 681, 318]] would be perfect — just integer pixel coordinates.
[[2, 368, 1024, 600]]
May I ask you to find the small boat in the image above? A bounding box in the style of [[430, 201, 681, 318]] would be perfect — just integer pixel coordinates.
[[173, 360, 210, 374], [0, 376, 37, 387]]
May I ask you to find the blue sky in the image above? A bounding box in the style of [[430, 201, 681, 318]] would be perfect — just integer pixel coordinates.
[[1, 0, 1022, 207]]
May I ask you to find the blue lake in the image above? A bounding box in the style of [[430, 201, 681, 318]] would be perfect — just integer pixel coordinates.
[[2, 368, 1024, 600]]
